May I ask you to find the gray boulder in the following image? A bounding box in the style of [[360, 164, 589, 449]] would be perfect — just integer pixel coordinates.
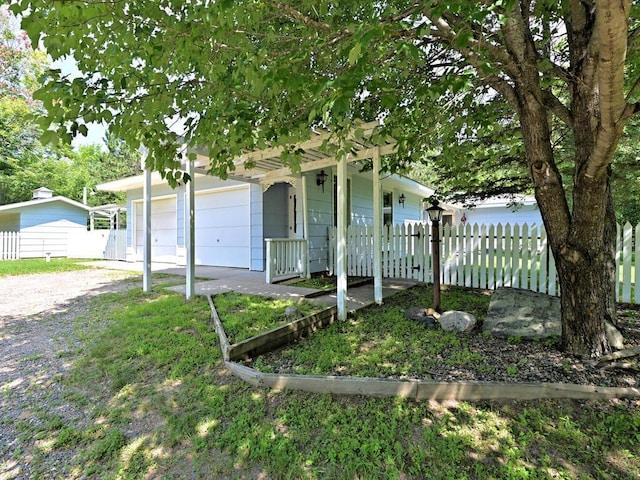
[[438, 311, 477, 332]]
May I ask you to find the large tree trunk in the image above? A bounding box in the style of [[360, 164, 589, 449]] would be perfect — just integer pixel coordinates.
[[501, 1, 628, 358], [554, 194, 618, 357]]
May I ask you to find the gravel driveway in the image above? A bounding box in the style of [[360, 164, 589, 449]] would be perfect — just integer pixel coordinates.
[[0, 268, 138, 479]]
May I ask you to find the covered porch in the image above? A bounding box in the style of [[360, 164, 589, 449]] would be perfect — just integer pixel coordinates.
[[141, 121, 398, 320]]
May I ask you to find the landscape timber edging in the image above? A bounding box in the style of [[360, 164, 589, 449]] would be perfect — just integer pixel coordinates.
[[207, 296, 640, 402], [225, 304, 339, 361]]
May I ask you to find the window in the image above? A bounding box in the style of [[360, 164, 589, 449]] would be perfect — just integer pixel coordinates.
[[383, 191, 393, 226]]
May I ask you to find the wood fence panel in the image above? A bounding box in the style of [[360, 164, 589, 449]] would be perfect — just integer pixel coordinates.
[[520, 224, 530, 290], [512, 224, 521, 289], [529, 225, 539, 292], [479, 224, 487, 289], [325, 221, 637, 303], [622, 222, 633, 303], [636, 224, 640, 304], [472, 223, 480, 289], [0, 232, 20, 260], [548, 241, 558, 296], [442, 224, 452, 285], [464, 224, 472, 287]]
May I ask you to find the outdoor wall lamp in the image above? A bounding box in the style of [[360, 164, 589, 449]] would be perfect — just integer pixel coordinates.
[[398, 193, 406, 208], [426, 199, 444, 312], [316, 169, 328, 192]]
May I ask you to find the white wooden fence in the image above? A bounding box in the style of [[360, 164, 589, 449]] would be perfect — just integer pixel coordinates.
[[0, 232, 20, 260], [265, 238, 308, 283], [328, 222, 640, 304]]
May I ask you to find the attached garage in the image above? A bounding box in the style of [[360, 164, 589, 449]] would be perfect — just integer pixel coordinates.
[[134, 195, 177, 263], [195, 186, 250, 268]]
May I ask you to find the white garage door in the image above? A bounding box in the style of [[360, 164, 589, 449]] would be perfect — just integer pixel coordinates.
[[195, 187, 250, 268], [135, 196, 177, 262]]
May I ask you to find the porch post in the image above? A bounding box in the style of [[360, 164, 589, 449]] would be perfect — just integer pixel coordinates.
[[185, 157, 195, 299], [336, 160, 348, 320], [142, 158, 152, 292], [373, 147, 383, 304], [301, 173, 310, 278]]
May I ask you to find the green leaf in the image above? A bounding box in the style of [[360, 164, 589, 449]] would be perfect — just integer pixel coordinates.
[[348, 42, 362, 66]]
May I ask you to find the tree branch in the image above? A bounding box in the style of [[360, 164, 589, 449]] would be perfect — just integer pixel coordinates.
[[260, 1, 332, 31]]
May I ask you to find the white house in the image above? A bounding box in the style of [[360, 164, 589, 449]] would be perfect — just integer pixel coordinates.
[[98, 168, 444, 273], [450, 195, 541, 227], [98, 122, 543, 319], [0, 188, 91, 259], [98, 169, 542, 274]]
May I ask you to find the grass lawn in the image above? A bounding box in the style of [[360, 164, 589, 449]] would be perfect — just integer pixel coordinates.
[[0, 258, 93, 276], [11, 278, 640, 479]]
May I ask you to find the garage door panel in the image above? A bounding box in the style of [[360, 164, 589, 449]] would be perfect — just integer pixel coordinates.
[[194, 188, 250, 268], [195, 246, 249, 267], [134, 198, 177, 262], [195, 226, 250, 247]]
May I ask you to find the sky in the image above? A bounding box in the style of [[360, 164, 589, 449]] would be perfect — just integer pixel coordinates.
[[52, 56, 107, 150]]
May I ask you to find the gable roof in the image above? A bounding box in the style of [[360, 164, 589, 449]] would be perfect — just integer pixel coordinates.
[[0, 196, 92, 214]]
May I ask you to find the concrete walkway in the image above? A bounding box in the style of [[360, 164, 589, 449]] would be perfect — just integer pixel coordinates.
[[85, 260, 417, 312]]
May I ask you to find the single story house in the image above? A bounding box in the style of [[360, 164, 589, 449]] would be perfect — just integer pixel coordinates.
[[98, 121, 543, 318], [98, 146, 541, 276], [0, 187, 91, 259], [98, 168, 445, 273]]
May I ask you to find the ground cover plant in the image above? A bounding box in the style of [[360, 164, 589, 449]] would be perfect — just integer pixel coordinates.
[[7, 277, 639, 479], [250, 285, 640, 388], [292, 275, 370, 291], [0, 257, 91, 276], [213, 292, 323, 343]]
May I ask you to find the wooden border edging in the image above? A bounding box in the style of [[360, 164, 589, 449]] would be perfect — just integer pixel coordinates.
[[207, 295, 231, 361], [224, 362, 640, 401], [226, 305, 339, 361], [209, 296, 640, 401]]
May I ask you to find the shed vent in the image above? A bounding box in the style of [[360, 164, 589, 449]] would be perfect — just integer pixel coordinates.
[[32, 187, 54, 200]]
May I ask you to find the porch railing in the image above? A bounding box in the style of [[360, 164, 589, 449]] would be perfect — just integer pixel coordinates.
[[0, 231, 20, 260], [265, 238, 308, 284]]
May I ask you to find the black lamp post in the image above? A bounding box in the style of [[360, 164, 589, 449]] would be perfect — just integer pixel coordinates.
[[426, 199, 444, 313]]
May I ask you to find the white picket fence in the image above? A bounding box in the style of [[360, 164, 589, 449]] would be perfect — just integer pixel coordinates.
[[1, 232, 20, 260], [328, 222, 640, 304]]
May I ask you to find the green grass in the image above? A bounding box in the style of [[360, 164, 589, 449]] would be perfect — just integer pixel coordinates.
[[253, 285, 493, 378], [0, 258, 92, 276], [13, 281, 640, 479], [213, 292, 322, 343], [293, 275, 369, 290]]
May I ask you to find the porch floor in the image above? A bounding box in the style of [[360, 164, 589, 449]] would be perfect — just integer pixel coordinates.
[[87, 260, 418, 312]]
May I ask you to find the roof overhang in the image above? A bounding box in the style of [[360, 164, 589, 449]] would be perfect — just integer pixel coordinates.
[[0, 196, 91, 213], [97, 171, 185, 193], [192, 121, 397, 185]]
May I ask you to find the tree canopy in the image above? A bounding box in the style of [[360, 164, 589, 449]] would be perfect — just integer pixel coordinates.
[[13, 0, 640, 356]]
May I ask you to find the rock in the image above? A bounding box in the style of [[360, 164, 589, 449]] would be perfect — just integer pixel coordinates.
[[438, 310, 476, 332], [605, 320, 625, 350], [284, 306, 299, 319], [404, 306, 439, 328], [483, 288, 561, 339]]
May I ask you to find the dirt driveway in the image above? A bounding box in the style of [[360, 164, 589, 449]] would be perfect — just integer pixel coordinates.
[[0, 268, 138, 479]]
